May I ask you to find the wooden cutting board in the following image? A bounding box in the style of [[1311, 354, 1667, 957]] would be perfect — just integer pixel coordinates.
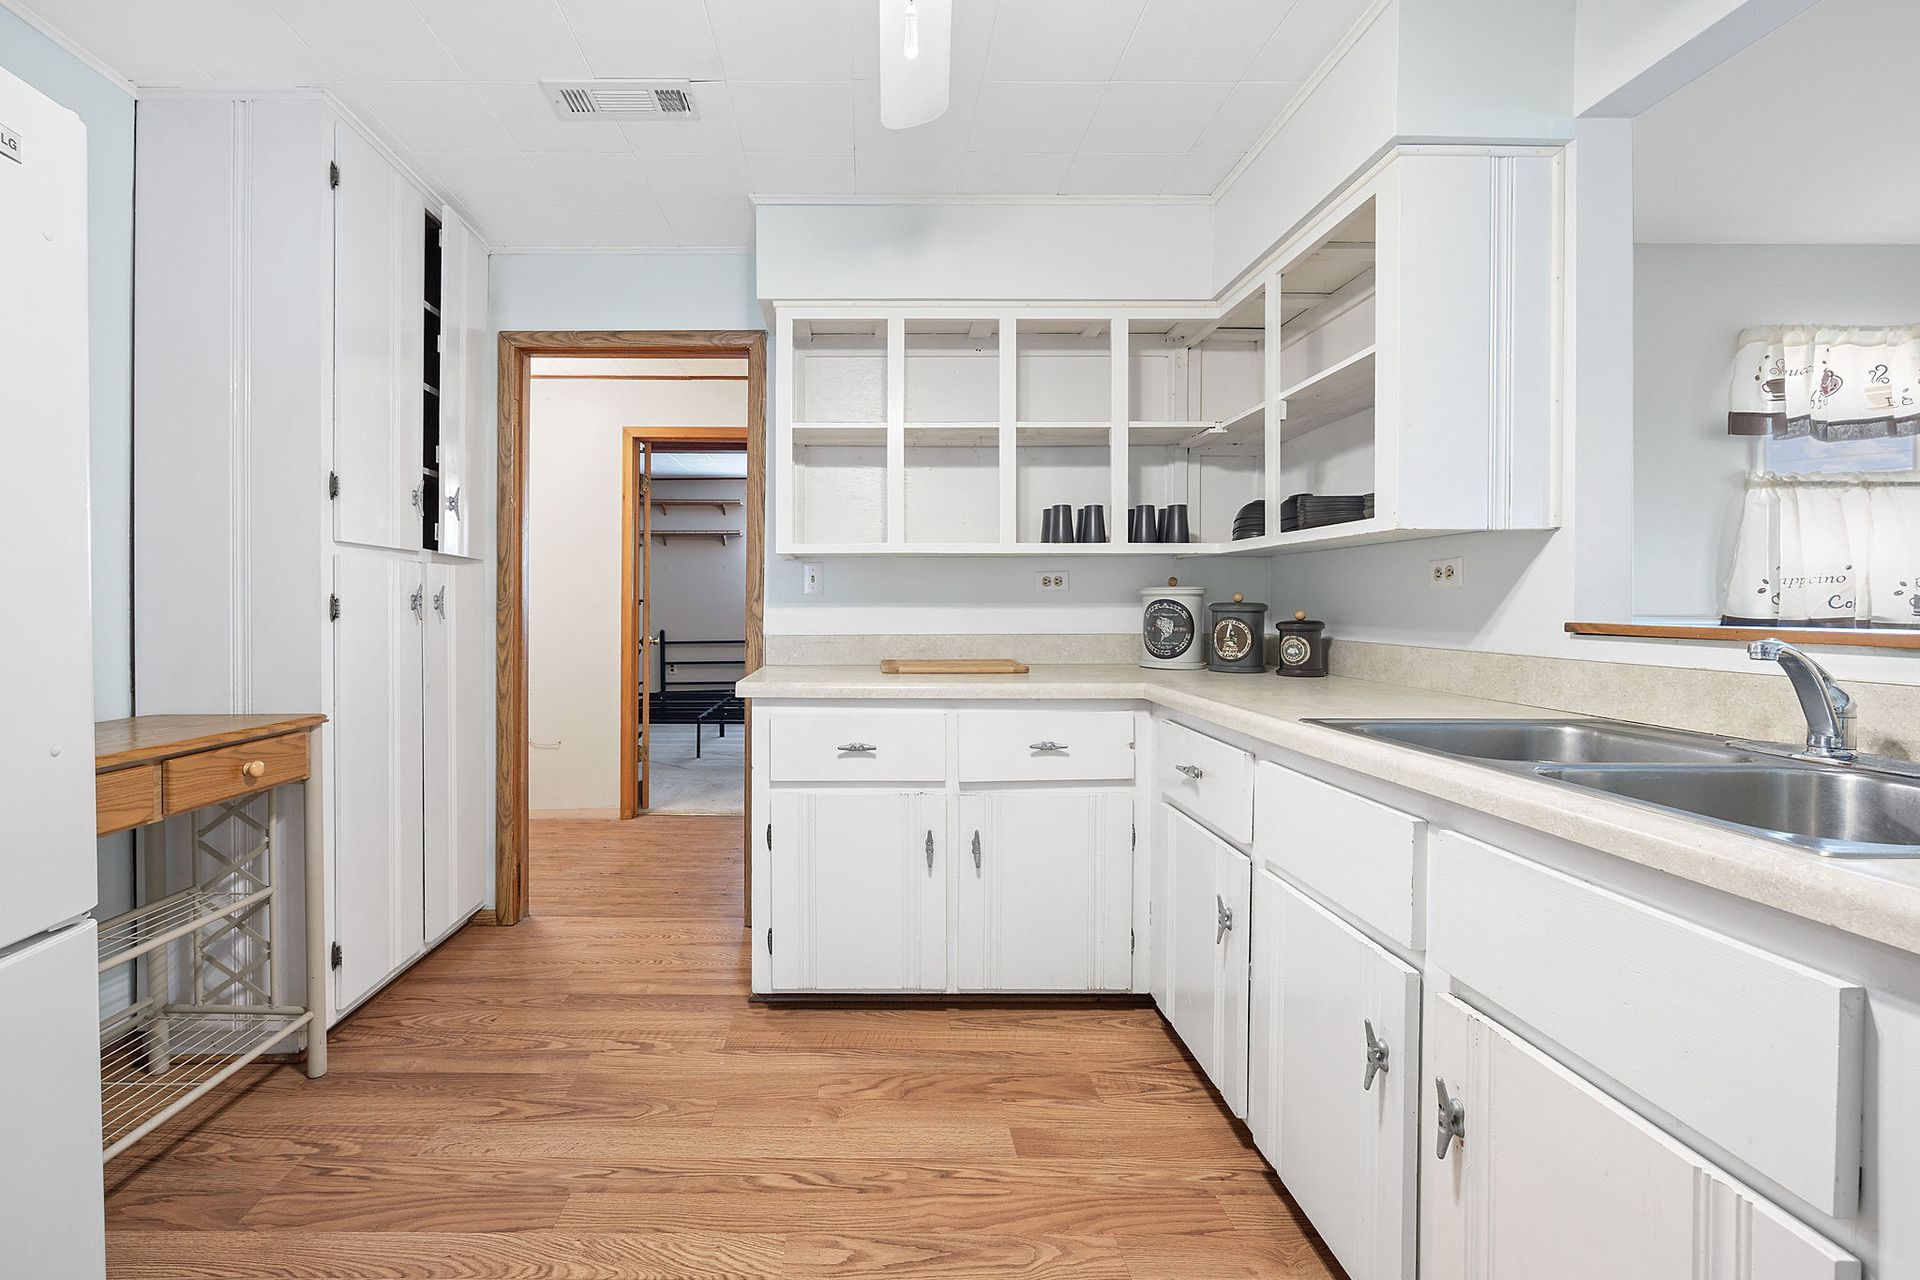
[[879, 658, 1030, 675]]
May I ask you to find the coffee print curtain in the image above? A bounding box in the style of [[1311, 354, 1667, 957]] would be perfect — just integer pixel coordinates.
[[1727, 325, 1920, 439], [1722, 476, 1920, 627]]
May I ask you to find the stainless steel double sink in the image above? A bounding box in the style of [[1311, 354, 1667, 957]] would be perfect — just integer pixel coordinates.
[[1308, 718, 1920, 858]]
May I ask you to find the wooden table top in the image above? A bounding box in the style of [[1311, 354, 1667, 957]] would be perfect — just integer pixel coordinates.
[[95, 714, 326, 772]]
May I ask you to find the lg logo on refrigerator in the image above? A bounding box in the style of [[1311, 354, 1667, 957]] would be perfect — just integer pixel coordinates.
[[0, 123, 19, 164]]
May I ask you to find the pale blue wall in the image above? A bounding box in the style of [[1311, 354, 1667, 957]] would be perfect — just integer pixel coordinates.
[[0, 6, 134, 718], [490, 251, 764, 333]]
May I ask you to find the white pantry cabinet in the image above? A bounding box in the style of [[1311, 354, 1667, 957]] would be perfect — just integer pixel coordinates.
[[1163, 805, 1251, 1115], [1421, 993, 1860, 1280], [1248, 870, 1419, 1280], [766, 790, 947, 991], [956, 791, 1132, 992], [133, 93, 495, 1020]]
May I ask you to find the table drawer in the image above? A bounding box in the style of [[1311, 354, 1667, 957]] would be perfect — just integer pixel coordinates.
[[1431, 830, 1865, 1218], [162, 733, 311, 816], [95, 765, 161, 836], [1254, 762, 1425, 949], [767, 709, 946, 782], [1156, 719, 1253, 844], [957, 710, 1135, 782]]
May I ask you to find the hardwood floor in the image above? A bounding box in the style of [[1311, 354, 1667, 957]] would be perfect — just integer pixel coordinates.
[[104, 816, 1342, 1279]]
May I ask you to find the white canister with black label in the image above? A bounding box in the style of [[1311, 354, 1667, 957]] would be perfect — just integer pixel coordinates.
[[1139, 579, 1208, 669]]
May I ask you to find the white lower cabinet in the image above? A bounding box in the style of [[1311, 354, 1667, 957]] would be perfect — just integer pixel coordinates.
[[956, 790, 1132, 992], [1249, 869, 1419, 1280], [767, 790, 947, 992], [1421, 992, 1861, 1280], [1164, 804, 1251, 1114]]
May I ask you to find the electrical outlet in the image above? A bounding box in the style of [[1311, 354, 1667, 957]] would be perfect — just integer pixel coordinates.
[[802, 562, 824, 595], [1037, 570, 1069, 592], [1430, 556, 1463, 589]]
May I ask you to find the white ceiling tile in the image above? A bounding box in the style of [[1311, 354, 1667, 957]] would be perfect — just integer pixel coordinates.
[[981, 0, 1146, 82], [410, 0, 589, 81], [151, 0, 333, 86], [729, 81, 854, 153], [25, 0, 215, 85], [467, 205, 578, 246], [551, 204, 680, 246], [853, 78, 978, 153], [854, 151, 963, 195], [473, 81, 631, 153], [528, 152, 661, 206], [341, 81, 518, 154], [706, 0, 854, 82], [1163, 150, 1239, 195], [1195, 80, 1300, 153], [638, 152, 754, 203], [621, 81, 745, 153], [1113, 0, 1291, 82], [474, 203, 675, 248], [415, 152, 555, 208], [1058, 152, 1180, 195], [1244, 0, 1373, 84], [263, 0, 465, 81], [956, 152, 1074, 195], [558, 0, 725, 79], [966, 81, 1104, 152], [1078, 81, 1231, 154], [853, 0, 998, 80], [662, 199, 757, 247], [747, 152, 857, 195]]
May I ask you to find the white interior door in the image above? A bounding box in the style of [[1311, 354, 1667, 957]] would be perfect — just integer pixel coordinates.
[[956, 790, 1131, 992], [1421, 993, 1860, 1280], [1165, 805, 1251, 1113], [768, 790, 946, 991]]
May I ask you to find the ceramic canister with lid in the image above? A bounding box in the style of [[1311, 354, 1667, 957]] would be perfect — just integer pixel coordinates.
[[1139, 578, 1208, 669], [1207, 593, 1268, 673], [1273, 609, 1330, 677]]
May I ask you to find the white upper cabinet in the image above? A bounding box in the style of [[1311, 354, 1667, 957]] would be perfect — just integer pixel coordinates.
[[434, 212, 489, 560], [1163, 805, 1251, 1115], [1422, 993, 1860, 1280]]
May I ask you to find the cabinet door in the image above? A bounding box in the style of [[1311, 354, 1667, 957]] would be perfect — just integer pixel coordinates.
[[956, 790, 1131, 992], [1422, 994, 1860, 1280], [333, 123, 423, 552], [1164, 805, 1251, 1114], [331, 550, 426, 1010], [434, 212, 486, 559], [422, 562, 490, 937], [1248, 871, 1418, 1280], [767, 791, 946, 991]]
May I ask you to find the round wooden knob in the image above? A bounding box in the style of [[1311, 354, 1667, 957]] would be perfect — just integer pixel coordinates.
[[1294, 610, 1308, 622], [1233, 592, 1244, 603], [242, 759, 267, 780], [1167, 576, 1178, 587]]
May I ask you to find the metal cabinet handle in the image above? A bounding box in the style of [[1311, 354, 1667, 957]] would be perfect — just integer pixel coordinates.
[[1362, 1020, 1389, 1091], [446, 485, 462, 514], [409, 585, 425, 619], [925, 829, 934, 874], [971, 829, 981, 871], [411, 485, 423, 512], [837, 742, 876, 753], [1215, 894, 1233, 943], [1028, 740, 1067, 752], [1176, 763, 1204, 780], [431, 586, 446, 617], [1434, 1077, 1466, 1159]]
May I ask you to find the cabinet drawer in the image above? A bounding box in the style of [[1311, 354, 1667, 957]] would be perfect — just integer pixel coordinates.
[[1255, 762, 1425, 950], [162, 733, 311, 816], [1156, 719, 1253, 844], [1430, 832, 1865, 1218], [767, 709, 946, 782], [95, 765, 161, 836], [956, 710, 1135, 782]]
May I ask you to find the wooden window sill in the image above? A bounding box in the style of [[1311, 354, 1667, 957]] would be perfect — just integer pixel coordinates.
[[1565, 622, 1920, 651]]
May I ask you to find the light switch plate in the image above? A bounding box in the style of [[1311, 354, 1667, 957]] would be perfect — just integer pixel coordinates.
[[802, 562, 824, 595]]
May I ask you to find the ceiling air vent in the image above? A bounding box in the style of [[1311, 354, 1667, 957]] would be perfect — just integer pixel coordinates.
[[543, 80, 699, 121]]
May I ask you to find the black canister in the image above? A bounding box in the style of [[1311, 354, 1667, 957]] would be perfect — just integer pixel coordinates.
[[1273, 609, 1330, 677], [1207, 593, 1268, 673]]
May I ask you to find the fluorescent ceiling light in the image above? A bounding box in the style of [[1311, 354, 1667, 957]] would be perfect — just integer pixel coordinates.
[[878, 0, 951, 129]]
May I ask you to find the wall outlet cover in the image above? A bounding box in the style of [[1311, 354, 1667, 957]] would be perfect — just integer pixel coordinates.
[[1430, 556, 1463, 589], [1037, 571, 1069, 591]]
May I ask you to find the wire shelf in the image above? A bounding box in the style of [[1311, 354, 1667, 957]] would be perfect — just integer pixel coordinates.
[[95, 886, 275, 972], [99, 1005, 310, 1159]]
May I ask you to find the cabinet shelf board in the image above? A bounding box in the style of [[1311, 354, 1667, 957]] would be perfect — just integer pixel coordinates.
[[1278, 347, 1375, 438], [651, 498, 743, 513], [793, 423, 887, 445], [1181, 519, 1479, 558], [651, 529, 743, 543], [906, 424, 1000, 448], [1016, 423, 1113, 446]]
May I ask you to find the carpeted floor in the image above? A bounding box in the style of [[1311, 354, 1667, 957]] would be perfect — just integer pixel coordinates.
[[645, 722, 744, 814]]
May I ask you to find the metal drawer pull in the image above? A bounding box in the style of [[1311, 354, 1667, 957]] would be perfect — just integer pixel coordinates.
[[1434, 1077, 1466, 1159], [1362, 1020, 1389, 1091], [971, 830, 982, 871], [1176, 763, 1204, 780], [837, 742, 877, 753], [1028, 740, 1067, 752], [925, 829, 934, 873], [1215, 894, 1233, 943]]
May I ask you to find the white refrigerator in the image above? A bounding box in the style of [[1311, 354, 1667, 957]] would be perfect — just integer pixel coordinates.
[[0, 65, 109, 1279]]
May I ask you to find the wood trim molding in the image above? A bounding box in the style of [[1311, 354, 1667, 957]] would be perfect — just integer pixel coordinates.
[[1566, 621, 1920, 651], [497, 330, 768, 927]]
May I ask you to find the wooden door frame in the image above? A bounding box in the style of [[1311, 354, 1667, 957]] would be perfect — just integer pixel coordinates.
[[619, 426, 749, 820], [496, 331, 766, 926]]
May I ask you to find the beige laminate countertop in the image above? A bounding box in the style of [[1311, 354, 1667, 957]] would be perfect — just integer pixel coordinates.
[[739, 664, 1920, 959]]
